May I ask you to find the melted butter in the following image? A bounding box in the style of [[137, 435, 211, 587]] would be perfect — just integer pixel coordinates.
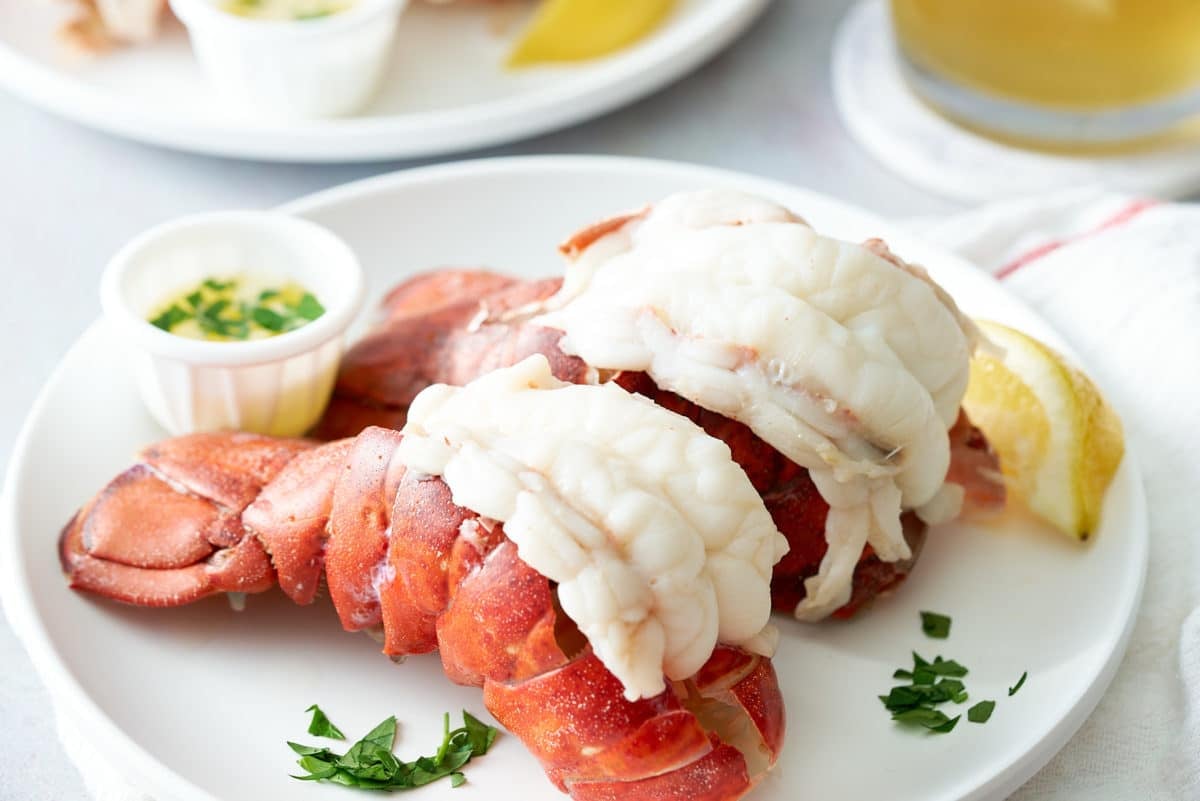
[[147, 275, 324, 342], [220, 0, 353, 21]]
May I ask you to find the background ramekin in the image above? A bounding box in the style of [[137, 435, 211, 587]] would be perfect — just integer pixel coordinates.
[[168, 0, 408, 119], [100, 211, 365, 437]]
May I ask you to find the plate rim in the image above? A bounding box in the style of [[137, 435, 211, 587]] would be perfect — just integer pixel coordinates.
[[0, 0, 770, 163], [0, 154, 1149, 801]]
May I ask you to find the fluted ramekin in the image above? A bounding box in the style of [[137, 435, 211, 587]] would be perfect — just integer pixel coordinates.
[[100, 211, 365, 437], [168, 0, 408, 119]]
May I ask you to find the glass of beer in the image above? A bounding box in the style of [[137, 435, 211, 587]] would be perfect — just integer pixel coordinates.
[[890, 0, 1200, 145]]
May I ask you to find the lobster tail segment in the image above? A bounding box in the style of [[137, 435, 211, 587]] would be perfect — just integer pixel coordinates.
[[485, 647, 784, 800], [58, 432, 313, 607], [60, 359, 790, 801]]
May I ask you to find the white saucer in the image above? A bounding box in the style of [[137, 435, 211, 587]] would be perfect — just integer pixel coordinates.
[[832, 0, 1200, 202]]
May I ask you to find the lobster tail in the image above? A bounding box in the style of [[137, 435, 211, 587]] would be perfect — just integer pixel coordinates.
[[59, 427, 786, 801]]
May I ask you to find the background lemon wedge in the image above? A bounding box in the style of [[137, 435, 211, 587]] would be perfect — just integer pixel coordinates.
[[507, 0, 676, 67], [962, 321, 1124, 540]]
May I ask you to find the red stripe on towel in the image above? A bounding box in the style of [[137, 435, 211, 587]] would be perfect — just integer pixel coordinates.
[[995, 199, 1158, 280]]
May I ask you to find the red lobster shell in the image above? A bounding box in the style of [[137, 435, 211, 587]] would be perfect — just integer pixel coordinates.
[[60, 428, 785, 801]]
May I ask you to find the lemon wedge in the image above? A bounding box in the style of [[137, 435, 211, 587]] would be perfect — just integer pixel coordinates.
[[507, 0, 676, 67], [962, 321, 1124, 540]]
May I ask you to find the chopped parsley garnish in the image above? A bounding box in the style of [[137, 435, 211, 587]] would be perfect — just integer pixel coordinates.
[[920, 611, 952, 639], [928, 656, 968, 678], [146, 277, 324, 341], [305, 704, 345, 740], [880, 651, 973, 735], [879, 677, 966, 711], [933, 716, 960, 733], [891, 707, 960, 732], [289, 709, 497, 790], [881, 618, 1022, 735], [968, 700, 995, 723]]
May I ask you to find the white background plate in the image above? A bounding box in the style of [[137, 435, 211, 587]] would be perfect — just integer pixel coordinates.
[[1, 157, 1146, 801], [0, 0, 768, 162]]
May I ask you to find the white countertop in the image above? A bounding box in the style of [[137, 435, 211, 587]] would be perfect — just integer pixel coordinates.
[[0, 1, 960, 798]]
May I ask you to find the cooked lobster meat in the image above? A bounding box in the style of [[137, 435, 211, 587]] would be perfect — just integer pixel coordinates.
[[61, 358, 788, 801], [61, 0, 165, 53], [317, 191, 1005, 620]]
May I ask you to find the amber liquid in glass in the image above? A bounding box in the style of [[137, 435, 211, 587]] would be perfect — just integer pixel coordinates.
[[891, 0, 1200, 143]]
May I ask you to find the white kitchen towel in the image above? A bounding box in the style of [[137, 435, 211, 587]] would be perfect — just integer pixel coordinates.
[[54, 192, 1200, 800], [919, 190, 1200, 801]]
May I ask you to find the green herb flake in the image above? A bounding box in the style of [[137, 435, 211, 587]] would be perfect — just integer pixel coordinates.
[[879, 685, 925, 712], [150, 305, 190, 332], [968, 700, 996, 724], [198, 315, 243, 340], [931, 715, 961, 733], [883, 649, 977, 736], [288, 708, 498, 790], [461, 711, 497, 755], [929, 657, 969, 678], [204, 298, 231, 318], [305, 704, 345, 740], [252, 306, 289, 332], [912, 667, 937, 686], [1008, 671, 1028, 696], [294, 292, 325, 321], [289, 742, 334, 757], [920, 611, 952, 639], [891, 707, 959, 733]]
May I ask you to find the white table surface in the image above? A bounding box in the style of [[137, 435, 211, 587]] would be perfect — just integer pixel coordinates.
[[0, 1, 961, 798]]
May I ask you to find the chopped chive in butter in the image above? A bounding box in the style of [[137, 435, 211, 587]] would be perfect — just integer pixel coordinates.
[[147, 275, 324, 342]]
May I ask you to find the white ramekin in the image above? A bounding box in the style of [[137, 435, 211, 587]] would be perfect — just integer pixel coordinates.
[[168, 0, 408, 119], [100, 211, 365, 437]]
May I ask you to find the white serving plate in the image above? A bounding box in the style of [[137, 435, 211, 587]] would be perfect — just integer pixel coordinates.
[[0, 0, 767, 162], [0, 156, 1147, 801]]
